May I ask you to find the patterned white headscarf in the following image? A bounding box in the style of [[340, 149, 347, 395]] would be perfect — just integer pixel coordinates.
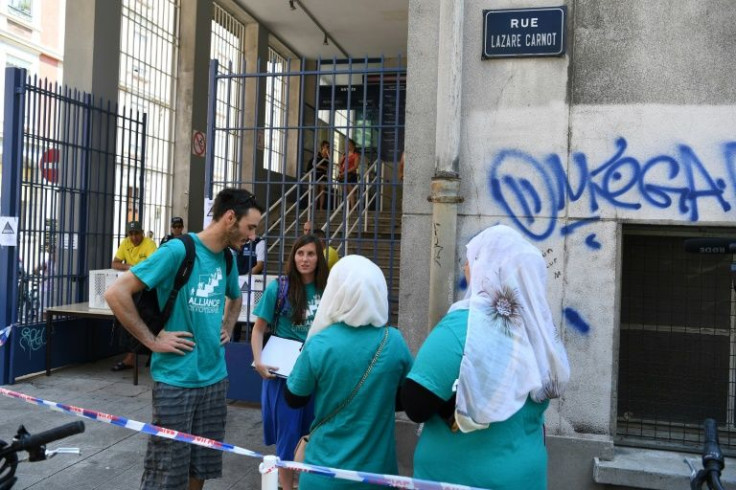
[[449, 225, 570, 432], [308, 255, 388, 338]]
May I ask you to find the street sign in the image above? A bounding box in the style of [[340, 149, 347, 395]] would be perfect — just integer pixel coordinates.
[[0, 217, 18, 246], [39, 148, 59, 183], [483, 7, 566, 59]]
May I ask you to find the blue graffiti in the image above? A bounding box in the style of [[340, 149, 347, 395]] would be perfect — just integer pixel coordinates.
[[585, 234, 602, 250], [489, 137, 734, 241], [19, 326, 45, 358], [563, 307, 590, 334]]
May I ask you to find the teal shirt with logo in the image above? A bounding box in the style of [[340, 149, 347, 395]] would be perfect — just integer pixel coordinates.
[[131, 234, 240, 388], [252, 279, 320, 342]]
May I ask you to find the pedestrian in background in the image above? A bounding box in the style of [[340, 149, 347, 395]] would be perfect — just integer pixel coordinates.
[[161, 216, 185, 245], [111, 220, 157, 371]]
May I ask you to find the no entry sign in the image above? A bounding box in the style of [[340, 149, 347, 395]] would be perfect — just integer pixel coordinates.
[[39, 148, 59, 183]]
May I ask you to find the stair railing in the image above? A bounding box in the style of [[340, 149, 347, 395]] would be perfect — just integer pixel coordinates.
[[264, 159, 386, 259]]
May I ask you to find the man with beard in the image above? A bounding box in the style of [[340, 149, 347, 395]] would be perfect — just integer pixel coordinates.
[[105, 188, 263, 489]]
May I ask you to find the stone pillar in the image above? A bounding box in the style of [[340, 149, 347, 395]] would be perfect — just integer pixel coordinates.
[[173, 0, 213, 231], [63, 0, 121, 101], [62, 0, 121, 273]]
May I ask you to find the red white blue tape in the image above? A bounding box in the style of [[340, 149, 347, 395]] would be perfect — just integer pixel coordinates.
[[0, 387, 262, 458], [0, 387, 491, 489], [277, 460, 489, 490]]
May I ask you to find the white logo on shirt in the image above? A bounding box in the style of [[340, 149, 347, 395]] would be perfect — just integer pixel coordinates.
[[188, 267, 223, 313], [193, 267, 223, 297]]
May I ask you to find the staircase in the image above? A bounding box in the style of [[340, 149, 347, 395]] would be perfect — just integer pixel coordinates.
[[261, 176, 403, 324]]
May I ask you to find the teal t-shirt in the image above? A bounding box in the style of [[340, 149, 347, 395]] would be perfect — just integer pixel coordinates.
[[408, 308, 549, 490], [287, 324, 413, 490], [252, 279, 320, 342], [131, 234, 240, 388]]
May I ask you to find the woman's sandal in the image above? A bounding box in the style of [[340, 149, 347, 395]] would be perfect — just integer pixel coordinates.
[[111, 361, 133, 372]]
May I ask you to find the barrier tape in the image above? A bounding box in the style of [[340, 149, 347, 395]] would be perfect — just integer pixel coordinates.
[[0, 387, 262, 458], [277, 460, 488, 490], [0, 387, 490, 490]]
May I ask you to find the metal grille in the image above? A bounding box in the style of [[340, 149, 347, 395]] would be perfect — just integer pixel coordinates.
[[119, 0, 179, 244], [617, 225, 736, 453], [264, 47, 288, 173], [1, 68, 146, 329], [210, 4, 245, 192], [205, 56, 405, 321]]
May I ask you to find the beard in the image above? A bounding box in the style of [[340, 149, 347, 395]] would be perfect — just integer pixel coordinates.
[[226, 221, 246, 249]]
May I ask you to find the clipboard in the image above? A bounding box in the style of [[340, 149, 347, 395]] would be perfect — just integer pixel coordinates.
[[252, 336, 304, 378]]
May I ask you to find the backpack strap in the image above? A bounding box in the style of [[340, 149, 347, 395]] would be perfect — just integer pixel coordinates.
[[275, 276, 288, 315], [159, 234, 196, 326], [269, 276, 289, 332], [224, 245, 233, 276]]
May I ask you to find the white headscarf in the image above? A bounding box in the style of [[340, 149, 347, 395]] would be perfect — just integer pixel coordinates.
[[308, 255, 388, 338], [450, 225, 570, 432]]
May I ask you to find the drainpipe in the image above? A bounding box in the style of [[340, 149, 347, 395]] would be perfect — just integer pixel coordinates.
[[427, 0, 464, 330]]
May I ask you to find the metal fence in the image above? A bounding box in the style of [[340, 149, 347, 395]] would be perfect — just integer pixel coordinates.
[[617, 225, 736, 453], [205, 56, 405, 321], [0, 67, 146, 383]]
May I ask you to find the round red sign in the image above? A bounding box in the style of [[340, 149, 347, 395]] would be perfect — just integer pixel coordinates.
[[39, 148, 59, 183]]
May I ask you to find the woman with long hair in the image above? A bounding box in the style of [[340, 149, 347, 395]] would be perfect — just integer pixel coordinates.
[[285, 255, 413, 489], [252, 234, 329, 489], [400, 225, 570, 489]]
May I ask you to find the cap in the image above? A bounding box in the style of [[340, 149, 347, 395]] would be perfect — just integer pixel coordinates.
[[171, 217, 184, 226], [127, 220, 143, 234]]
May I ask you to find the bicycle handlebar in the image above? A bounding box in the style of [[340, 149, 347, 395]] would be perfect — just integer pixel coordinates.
[[702, 418, 725, 473], [12, 422, 85, 452], [0, 421, 85, 489], [689, 418, 726, 490]]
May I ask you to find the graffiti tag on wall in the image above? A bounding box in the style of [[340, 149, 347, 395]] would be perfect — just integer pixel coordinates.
[[489, 137, 736, 244]]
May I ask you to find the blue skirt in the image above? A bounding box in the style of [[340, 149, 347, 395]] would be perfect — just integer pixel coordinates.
[[262, 377, 315, 460]]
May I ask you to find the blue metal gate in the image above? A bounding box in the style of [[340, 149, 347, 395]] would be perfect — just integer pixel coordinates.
[[205, 56, 405, 320], [206, 55, 405, 403], [0, 68, 147, 383]]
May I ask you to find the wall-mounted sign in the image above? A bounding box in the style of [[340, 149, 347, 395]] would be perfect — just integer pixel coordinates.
[[483, 7, 566, 59], [192, 130, 206, 157], [0, 216, 18, 246]]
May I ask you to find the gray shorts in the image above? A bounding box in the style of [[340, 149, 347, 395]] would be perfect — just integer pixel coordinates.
[[141, 379, 228, 490]]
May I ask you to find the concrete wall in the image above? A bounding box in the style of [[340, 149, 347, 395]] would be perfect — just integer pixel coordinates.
[[402, 0, 736, 488]]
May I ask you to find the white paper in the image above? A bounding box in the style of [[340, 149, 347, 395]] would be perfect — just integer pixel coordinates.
[[252, 336, 303, 378]]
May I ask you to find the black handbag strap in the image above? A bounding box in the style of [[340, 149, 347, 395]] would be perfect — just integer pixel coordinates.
[[310, 327, 389, 433]]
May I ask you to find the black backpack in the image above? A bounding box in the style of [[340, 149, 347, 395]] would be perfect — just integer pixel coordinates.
[[129, 234, 233, 353]]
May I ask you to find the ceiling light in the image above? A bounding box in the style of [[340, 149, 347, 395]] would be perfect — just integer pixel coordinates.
[[323, 33, 329, 46], [289, 0, 296, 11]]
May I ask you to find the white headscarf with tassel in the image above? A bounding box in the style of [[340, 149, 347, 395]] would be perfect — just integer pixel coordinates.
[[450, 225, 570, 432]]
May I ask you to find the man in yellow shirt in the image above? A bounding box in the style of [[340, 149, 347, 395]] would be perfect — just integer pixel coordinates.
[[111, 220, 157, 370], [313, 228, 340, 271], [112, 220, 157, 270]]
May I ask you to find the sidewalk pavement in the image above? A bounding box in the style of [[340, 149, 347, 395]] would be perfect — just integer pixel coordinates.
[[0, 357, 270, 489]]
